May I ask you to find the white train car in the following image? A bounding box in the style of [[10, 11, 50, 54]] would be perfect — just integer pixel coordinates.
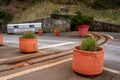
[[7, 23, 42, 34]]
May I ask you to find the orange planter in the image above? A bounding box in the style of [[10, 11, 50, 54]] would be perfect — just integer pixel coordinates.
[[19, 38, 38, 53], [78, 24, 89, 37], [0, 35, 3, 46], [55, 31, 60, 36], [72, 46, 104, 75], [38, 31, 43, 36]]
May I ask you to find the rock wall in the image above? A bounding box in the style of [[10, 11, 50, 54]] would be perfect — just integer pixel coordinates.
[[23, 18, 120, 32], [90, 21, 120, 32], [24, 18, 70, 32]]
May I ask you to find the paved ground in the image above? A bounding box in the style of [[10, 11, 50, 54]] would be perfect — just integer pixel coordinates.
[[100, 32, 120, 39], [0, 31, 120, 80]]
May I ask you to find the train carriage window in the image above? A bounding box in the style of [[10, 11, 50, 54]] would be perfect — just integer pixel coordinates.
[[14, 26, 18, 28], [29, 25, 34, 28]]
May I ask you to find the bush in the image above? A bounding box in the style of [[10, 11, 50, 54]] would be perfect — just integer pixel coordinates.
[[50, 13, 60, 19], [91, 0, 118, 9], [81, 37, 97, 51], [21, 31, 36, 39], [0, 0, 11, 6], [70, 11, 94, 26], [0, 10, 13, 24], [50, 13, 73, 19]]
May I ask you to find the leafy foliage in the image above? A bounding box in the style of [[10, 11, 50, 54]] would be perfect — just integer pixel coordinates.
[[21, 31, 36, 39], [0, 0, 11, 6], [51, 13, 73, 19], [81, 37, 97, 51], [0, 10, 13, 24], [92, 0, 120, 9], [70, 11, 94, 26]]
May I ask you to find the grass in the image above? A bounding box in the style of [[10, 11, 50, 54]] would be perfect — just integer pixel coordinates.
[[11, 1, 120, 25]]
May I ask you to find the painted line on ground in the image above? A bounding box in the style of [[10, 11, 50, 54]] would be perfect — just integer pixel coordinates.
[[0, 58, 72, 80], [5, 44, 18, 48], [5, 39, 74, 43], [38, 42, 76, 49], [38, 39, 66, 43], [4, 40, 77, 49], [103, 67, 120, 75], [4, 40, 19, 48], [0, 59, 7, 62], [0, 58, 120, 80], [4, 41, 18, 43]]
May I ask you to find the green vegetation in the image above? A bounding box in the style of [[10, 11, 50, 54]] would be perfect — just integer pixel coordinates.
[[0, 0, 119, 25], [81, 37, 97, 51], [0, 10, 13, 24], [70, 11, 94, 26], [51, 13, 72, 19], [11, 2, 120, 25], [21, 31, 36, 39], [92, 0, 120, 9]]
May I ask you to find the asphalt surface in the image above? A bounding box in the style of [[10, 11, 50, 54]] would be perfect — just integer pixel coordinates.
[[2, 55, 120, 80], [0, 31, 120, 80]]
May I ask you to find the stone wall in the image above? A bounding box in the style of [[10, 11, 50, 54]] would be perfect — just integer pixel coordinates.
[[24, 18, 70, 32], [22, 18, 120, 32], [90, 21, 120, 32]]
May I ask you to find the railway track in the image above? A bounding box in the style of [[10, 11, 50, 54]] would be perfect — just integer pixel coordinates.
[[0, 32, 113, 72], [89, 32, 112, 46]]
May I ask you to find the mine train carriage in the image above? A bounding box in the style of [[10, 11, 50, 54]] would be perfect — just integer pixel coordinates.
[[7, 23, 42, 34]]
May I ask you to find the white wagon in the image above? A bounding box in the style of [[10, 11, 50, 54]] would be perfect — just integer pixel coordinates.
[[7, 23, 42, 34]]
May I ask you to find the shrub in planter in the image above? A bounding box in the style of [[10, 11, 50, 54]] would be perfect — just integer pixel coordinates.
[[81, 37, 97, 51], [72, 37, 104, 76], [0, 31, 3, 46], [38, 29, 43, 36], [70, 11, 94, 36], [54, 27, 60, 36], [19, 31, 38, 53]]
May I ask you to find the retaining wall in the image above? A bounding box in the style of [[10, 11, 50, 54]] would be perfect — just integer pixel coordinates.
[[23, 18, 70, 32], [90, 21, 120, 32], [23, 18, 120, 32]]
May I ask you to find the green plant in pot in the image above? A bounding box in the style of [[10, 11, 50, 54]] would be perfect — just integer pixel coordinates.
[[72, 37, 104, 75], [38, 29, 43, 36], [70, 11, 94, 36], [19, 31, 38, 53], [54, 26, 61, 36], [81, 37, 97, 51]]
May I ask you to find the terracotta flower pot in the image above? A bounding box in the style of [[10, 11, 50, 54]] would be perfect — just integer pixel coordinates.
[[72, 46, 104, 75], [55, 31, 60, 36], [0, 34, 3, 46], [19, 38, 38, 53], [78, 24, 89, 36], [38, 31, 43, 36]]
